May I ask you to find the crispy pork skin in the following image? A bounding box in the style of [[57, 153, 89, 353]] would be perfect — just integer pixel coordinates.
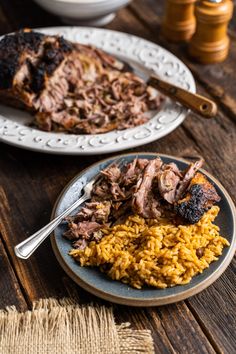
[[0, 30, 72, 113], [175, 172, 220, 224]]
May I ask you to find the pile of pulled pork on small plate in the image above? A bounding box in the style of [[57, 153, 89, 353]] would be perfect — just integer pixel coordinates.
[[64, 157, 220, 249]]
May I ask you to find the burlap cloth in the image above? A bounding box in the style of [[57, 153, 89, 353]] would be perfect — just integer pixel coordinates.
[[0, 298, 154, 354]]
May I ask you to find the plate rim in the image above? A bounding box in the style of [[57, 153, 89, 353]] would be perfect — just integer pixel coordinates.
[[0, 26, 195, 155], [51, 152, 236, 306]]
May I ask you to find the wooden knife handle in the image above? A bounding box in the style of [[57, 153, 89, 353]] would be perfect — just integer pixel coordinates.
[[147, 75, 217, 119]]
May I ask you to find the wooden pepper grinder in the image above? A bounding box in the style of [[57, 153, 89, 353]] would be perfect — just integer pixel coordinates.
[[189, 0, 234, 63], [162, 0, 196, 42]]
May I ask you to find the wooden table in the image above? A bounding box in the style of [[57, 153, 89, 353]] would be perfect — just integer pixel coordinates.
[[0, 1, 235, 353]]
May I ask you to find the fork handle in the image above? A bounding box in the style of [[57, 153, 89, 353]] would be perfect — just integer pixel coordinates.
[[147, 75, 218, 118], [14, 194, 88, 260]]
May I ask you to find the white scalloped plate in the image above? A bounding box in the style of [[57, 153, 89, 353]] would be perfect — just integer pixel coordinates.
[[0, 27, 195, 155]]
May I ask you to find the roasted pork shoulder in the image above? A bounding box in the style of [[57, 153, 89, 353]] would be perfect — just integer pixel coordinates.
[[0, 29, 164, 134]]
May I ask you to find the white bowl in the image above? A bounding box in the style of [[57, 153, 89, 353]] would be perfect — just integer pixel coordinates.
[[34, 0, 132, 26]]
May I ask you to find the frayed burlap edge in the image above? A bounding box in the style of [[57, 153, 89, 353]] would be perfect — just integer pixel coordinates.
[[0, 298, 154, 354]]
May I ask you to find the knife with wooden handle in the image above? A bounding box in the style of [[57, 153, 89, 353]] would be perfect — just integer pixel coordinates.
[[112, 53, 218, 119], [147, 75, 217, 119]]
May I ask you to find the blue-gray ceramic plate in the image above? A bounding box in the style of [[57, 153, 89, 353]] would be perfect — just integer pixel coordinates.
[[51, 153, 236, 306]]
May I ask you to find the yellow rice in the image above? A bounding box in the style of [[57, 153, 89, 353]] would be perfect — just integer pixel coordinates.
[[70, 206, 229, 289]]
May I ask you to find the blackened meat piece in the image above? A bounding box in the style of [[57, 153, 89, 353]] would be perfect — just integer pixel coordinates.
[[175, 172, 221, 223], [0, 30, 44, 90], [0, 29, 74, 119]]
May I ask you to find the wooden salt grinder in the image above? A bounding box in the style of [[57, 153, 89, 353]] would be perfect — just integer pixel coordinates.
[[162, 0, 196, 42], [189, 0, 234, 63]]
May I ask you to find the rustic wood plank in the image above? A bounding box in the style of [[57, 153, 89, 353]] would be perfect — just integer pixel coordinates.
[[0, 240, 27, 311], [0, 216, 27, 310], [187, 265, 236, 354], [0, 147, 75, 300], [146, 303, 216, 354]]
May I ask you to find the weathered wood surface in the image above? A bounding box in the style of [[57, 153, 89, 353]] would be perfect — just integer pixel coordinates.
[[0, 1, 235, 353]]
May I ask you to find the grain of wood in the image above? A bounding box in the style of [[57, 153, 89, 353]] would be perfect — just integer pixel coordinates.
[[146, 303, 216, 354], [0, 236, 27, 311], [187, 263, 236, 354], [0, 152, 69, 301]]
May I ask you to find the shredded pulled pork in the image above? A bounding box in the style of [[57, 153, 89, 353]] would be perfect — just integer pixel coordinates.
[[65, 157, 221, 248], [132, 158, 163, 218], [0, 30, 165, 134], [37, 71, 164, 134]]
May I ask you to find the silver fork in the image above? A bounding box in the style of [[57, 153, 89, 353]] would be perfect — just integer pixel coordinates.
[[14, 158, 124, 260]]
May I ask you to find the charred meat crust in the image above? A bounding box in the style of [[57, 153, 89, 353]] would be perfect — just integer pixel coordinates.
[[0, 31, 73, 92], [29, 37, 73, 93], [175, 172, 221, 224], [0, 30, 44, 54], [0, 55, 20, 90], [175, 184, 208, 224], [0, 31, 44, 90]]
